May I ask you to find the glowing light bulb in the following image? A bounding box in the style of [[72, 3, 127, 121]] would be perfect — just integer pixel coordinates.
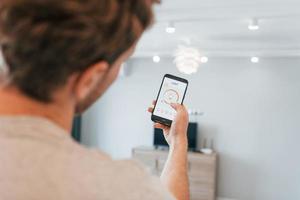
[[153, 55, 161, 63], [251, 57, 259, 63]]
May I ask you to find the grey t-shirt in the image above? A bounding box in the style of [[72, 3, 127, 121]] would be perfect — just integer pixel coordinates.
[[0, 116, 174, 200]]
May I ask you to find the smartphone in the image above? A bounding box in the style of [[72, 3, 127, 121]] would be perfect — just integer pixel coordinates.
[[151, 74, 188, 126]]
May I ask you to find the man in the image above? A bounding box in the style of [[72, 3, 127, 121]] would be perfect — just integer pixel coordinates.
[[0, 0, 189, 199]]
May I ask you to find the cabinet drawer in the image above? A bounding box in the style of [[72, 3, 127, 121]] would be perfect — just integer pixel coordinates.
[[190, 189, 214, 200], [190, 176, 214, 187], [157, 159, 215, 178], [188, 159, 216, 177], [190, 177, 215, 200]]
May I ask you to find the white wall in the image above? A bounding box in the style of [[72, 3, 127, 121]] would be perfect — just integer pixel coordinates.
[[82, 57, 300, 200]]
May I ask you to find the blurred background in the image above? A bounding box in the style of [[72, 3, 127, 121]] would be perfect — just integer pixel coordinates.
[[79, 0, 300, 199]]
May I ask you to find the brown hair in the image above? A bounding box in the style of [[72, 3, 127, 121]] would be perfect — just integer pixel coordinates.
[[0, 0, 153, 102]]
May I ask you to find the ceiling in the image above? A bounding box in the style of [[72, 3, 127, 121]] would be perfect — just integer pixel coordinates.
[[133, 0, 300, 58]]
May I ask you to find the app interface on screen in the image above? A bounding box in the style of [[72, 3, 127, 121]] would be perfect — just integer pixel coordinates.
[[153, 77, 187, 121]]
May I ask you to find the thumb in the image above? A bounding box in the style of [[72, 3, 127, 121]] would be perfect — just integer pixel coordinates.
[[170, 103, 181, 111]]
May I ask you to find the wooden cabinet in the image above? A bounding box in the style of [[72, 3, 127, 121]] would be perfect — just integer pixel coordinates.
[[132, 147, 217, 200]]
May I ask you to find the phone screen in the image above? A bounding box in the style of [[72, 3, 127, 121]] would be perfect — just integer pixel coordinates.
[[153, 76, 188, 121]]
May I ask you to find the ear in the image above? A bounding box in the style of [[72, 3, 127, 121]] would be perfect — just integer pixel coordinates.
[[73, 61, 109, 101]]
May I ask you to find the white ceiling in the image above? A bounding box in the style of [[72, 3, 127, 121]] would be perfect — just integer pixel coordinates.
[[133, 0, 300, 58]]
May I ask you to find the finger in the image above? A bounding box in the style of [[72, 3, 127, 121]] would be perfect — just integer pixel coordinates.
[[154, 123, 163, 129], [152, 100, 156, 106], [147, 107, 153, 113], [170, 103, 187, 113], [170, 103, 181, 111], [154, 123, 168, 130]]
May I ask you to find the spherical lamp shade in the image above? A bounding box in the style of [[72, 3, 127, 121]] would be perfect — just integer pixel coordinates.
[[174, 45, 202, 75]]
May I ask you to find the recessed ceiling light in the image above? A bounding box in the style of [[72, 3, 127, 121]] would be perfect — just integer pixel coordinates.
[[153, 55, 161, 63], [166, 21, 176, 34], [200, 56, 208, 63], [251, 56, 259, 63], [248, 18, 259, 31]]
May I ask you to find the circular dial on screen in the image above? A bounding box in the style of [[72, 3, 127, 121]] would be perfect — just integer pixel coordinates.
[[163, 89, 179, 105]]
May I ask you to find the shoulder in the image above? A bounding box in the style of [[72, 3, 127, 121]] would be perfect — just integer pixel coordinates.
[[90, 158, 174, 200], [65, 144, 174, 200]]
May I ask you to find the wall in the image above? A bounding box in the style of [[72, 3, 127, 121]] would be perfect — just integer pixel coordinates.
[[82, 57, 300, 200]]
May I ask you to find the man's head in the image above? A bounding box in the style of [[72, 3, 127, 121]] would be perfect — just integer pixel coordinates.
[[0, 0, 154, 113]]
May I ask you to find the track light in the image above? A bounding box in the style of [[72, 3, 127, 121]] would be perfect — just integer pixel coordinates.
[[248, 18, 259, 30], [166, 21, 176, 34], [251, 57, 259, 63], [153, 55, 161, 63]]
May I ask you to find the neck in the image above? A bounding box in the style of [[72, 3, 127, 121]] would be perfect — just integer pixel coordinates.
[[0, 86, 75, 132]]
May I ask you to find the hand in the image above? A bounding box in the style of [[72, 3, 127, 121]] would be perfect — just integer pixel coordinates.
[[148, 100, 189, 147]]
